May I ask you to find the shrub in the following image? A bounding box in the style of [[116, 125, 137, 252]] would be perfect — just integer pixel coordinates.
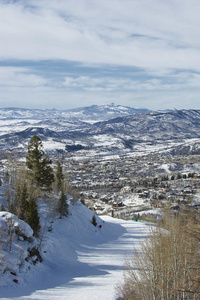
[[91, 215, 97, 227]]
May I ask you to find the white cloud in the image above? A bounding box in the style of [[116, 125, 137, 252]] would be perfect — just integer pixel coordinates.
[[63, 72, 200, 92], [0, 0, 199, 110], [0, 0, 200, 71], [0, 67, 47, 87]]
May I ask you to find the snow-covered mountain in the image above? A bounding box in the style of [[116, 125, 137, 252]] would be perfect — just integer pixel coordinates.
[[0, 104, 148, 146], [65, 104, 149, 122], [0, 104, 149, 123], [0, 105, 200, 156], [92, 109, 200, 140]]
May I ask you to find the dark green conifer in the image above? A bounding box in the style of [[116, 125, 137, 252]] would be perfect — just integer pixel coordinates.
[[92, 215, 97, 227], [20, 183, 29, 220], [56, 162, 64, 191], [26, 135, 54, 190], [57, 190, 68, 217], [9, 202, 15, 214], [15, 183, 21, 208], [27, 197, 40, 235]]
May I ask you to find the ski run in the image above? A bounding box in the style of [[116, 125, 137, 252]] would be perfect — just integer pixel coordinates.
[[0, 201, 150, 300]]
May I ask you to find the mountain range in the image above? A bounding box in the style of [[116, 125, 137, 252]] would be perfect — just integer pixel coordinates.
[[0, 104, 199, 156]]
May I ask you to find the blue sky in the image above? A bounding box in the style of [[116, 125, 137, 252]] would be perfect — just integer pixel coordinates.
[[0, 0, 199, 110]]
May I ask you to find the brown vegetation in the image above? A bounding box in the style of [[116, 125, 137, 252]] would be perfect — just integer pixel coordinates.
[[116, 209, 200, 300]]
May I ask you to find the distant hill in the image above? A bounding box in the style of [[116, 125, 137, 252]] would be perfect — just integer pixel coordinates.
[[66, 104, 149, 122], [0, 104, 149, 123], [0, 105, 199, 156], [92, 109, 200, 141]]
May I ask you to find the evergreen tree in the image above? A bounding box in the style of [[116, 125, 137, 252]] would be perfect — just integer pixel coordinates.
[[12, 181, 40, 235], [56, 162, 64, 191], [15, 183, 21, 208], [177, 173, 182, 179], [26, 135, 54, 190], [40, 157, 54, 189], [26, 135, 44, 181], [9, 203, 15, 214], [19, 183, 29, 220], [5, 170, 9, 182], [27, 197, 40, 235], [188, 172, 194, 178], [92, 215, 97, 227], [57, 190, 68, 217]]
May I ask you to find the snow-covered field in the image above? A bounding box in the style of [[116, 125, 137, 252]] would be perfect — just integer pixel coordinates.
[[0, 202, 150, 300]]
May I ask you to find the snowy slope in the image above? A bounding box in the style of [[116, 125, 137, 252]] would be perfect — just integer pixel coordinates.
[[0, 201, 150, 300], [0, 212, 37, 280]]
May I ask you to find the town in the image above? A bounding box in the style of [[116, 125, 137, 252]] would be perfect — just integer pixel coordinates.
[[62, 151, 200, 221], [1, 145, 200, 223]]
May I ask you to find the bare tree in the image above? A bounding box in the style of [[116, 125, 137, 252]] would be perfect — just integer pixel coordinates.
[[6, 216, 15, 252], [117, 209, 200, 300]]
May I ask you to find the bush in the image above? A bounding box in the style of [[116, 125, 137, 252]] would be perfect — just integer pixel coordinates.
[[91, 215, 97, 227]]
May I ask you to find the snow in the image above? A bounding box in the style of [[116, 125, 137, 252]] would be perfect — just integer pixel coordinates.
[[0, 212, 33, 238], [160, 164, 171, 173], [93, 135, 120, 147], [0, 202, 150, 300], [42, 140, 66, 151], [0, 212, 37, 279], [137, 208, 162, 216]]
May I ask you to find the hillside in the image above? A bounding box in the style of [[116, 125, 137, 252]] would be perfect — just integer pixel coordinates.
[[93, 110, 200, 140], [0, 200, 150, 299]]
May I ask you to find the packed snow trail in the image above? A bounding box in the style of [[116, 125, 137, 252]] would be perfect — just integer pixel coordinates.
[[0, 205, 150, 300], [64, 217, 150, 300]]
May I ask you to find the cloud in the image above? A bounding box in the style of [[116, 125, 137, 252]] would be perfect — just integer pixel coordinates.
[[0, 0, 199, 110], [63, 71, 200, 92], [0, 67, 47, 87], [0, 0, 200, 71]]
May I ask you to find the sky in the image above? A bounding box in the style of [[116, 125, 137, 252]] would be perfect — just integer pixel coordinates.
[[0, 0, 200, 110]]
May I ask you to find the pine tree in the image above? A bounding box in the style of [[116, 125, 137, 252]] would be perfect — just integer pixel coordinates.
[[40, 157, 54, 189], [57, 190, 68, 217], [177, 173, 182, 179], [26, 135, 54, 190], [26, 135, 44, 181], [92, 215, 97, 227], [13, 181, 40, 235], [20, 183, 29, 220], [27, 197, 40, 235], [9, 202, 15, 214], [56, 162, 64, 191], [15, 183, 21, 208]]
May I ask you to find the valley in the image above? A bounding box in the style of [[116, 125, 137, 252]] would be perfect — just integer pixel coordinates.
[[0, 104, 200, 299], [0, 104, 200, 221], [63, 150, 200, 220]]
